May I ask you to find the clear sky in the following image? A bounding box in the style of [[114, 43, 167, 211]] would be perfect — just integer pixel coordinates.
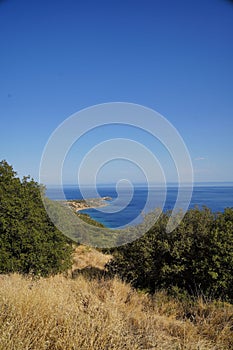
[[0, 0, 233, 185]]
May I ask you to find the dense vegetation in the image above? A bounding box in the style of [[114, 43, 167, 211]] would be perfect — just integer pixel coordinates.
[[0, 159, 232, 349], [77, 212, 105, 228], [107, 207, 233, 302], [1, 159, 233, 304], [0, 160, 73, 276]]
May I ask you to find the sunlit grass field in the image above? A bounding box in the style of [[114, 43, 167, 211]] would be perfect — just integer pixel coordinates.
[[0, 247, 232, 350]]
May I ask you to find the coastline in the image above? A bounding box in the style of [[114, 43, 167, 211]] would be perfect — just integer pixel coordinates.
[[66, 197, 112, 212]]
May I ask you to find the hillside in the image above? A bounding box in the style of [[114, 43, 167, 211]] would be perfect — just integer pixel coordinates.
[[0, 247, 232, 350]]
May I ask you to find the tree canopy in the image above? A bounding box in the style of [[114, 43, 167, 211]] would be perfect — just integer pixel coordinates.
[[0, 160, 73, 276], [107, 207, 233, 302]]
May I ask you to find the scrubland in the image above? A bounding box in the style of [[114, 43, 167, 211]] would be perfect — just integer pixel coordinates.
[[0, 247, 232, 350]]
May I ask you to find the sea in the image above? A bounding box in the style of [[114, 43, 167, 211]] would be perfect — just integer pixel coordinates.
[[46, 183, 233, 229]]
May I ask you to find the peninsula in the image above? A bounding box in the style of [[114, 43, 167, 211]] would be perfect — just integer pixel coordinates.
[[66, 197, 112, 212]]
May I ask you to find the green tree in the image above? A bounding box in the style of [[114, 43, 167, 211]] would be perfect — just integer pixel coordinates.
[[0, 160, 73, 276], [107, 207, 233, 302]]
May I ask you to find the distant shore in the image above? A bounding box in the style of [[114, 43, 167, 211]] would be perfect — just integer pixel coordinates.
[[66, 197, 112, 212]]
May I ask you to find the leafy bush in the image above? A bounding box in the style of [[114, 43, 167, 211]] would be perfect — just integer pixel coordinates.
[[0, 160, 73, 276], [107, 207, 233, 302]]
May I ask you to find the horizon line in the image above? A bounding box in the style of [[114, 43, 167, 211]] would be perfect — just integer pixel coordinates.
[[45, 181, 233, 188]]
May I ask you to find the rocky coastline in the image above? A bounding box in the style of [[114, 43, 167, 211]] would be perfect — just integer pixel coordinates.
[[66, 197, 112, 212]]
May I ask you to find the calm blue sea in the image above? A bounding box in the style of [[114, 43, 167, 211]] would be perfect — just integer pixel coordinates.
[[46, 184, 233, 229]]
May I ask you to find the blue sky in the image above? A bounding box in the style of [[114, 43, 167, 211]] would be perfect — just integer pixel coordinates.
[[0, 0, 233, 185]]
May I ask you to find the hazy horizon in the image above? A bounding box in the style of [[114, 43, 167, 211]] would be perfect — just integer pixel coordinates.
[[46, 181, 233, 188]]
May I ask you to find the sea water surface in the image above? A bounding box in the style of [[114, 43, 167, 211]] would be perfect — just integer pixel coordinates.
[[46, 184, 233, 229]]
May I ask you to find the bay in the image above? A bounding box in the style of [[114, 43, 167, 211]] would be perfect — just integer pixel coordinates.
[[46, 184, 233, 229]]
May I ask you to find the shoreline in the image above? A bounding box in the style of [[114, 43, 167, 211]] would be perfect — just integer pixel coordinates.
[[66, 197, 112, 212]]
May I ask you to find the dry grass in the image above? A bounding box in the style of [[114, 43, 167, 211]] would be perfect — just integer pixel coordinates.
[[72, 245, 112, 271], [0, 247, 232, 350]]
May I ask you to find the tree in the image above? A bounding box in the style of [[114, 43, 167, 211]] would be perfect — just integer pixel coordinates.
[[0, 160, 73, 276], [107, 207, 233, 302]]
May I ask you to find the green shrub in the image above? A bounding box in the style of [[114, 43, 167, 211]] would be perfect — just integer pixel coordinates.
[[0, 160, 73, 276], [107, 207, 233, 302]]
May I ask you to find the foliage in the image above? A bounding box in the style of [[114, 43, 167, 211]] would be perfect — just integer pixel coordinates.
[[76, 212, 105, 228], [0, 160, 73, 276], [107, 207, 233, 302], [42, 198, 118, 248]]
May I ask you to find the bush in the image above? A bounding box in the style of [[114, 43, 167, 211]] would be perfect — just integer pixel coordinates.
[[0, 160, 73, 276], [107, 207, 233, 302]]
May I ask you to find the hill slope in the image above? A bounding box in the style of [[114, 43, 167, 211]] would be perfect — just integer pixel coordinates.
[[0, 247, 232, 350]]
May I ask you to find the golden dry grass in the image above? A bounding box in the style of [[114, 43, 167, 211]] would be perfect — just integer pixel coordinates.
[[0, 247, 232, 350], [0, 273, 232, 350], [72, 245, 112, 271]]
